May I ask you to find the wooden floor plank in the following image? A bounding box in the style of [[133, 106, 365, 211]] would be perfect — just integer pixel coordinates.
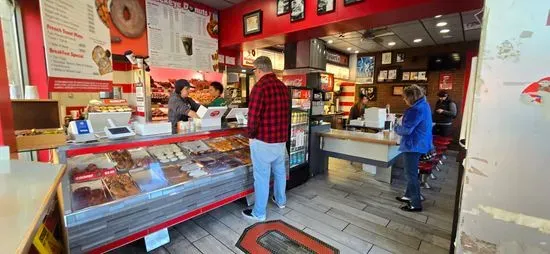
[[314, 196, 389, 226], [173, 220, 209, 243], [285, 200, 349, 230], [368, 245, 394, 254], [208, 206, 251, 235], [344, 225, 421, 254], [194, 215, 243, 253], [303, 228, 363, 254], [285, 210, 372, 254], [164, 229, 203, 254], [363, 206, 451, 240], [419, 241, 448, 254], [327, 208, 420, 249], [192, 235, 235, 254], [426, 217, 453, 234], [349, 194, 428, 223], [311, 191, 367, 210], [287, 192, 332, 212]]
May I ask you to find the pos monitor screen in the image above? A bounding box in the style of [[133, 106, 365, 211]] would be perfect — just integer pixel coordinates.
[[87, 111, 132, 133]]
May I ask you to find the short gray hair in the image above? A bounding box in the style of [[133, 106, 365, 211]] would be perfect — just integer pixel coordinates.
[[403, 84, 425, 104], [253, 56, 273, 72]]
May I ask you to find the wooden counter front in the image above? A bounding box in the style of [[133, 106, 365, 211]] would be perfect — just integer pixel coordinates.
[[319, 129, 400, 146]]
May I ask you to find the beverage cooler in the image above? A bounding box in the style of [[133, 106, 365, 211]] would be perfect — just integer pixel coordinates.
[[287, 87, 312, 187]]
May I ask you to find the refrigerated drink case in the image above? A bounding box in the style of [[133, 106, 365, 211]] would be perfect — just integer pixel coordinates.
[[289, 88, 311, 169]]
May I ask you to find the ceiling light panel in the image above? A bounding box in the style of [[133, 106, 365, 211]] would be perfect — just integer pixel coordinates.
[[421, 13, 464, 44], [388, 20, 435, 47]]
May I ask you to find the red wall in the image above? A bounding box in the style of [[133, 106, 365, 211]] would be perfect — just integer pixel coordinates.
[[20, 0, 48, 99], [0, 22, 17, 152], [220, 0, 483, 50]]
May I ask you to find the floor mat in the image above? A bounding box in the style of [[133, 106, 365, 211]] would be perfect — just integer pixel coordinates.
[[236, 220, 339, 254]]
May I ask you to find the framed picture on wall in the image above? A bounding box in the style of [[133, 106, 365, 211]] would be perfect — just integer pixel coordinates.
[[410, 72, 419, 81], [402, 72, 410, 81], [357, 85, 377, 102], [388, 69, 397, 80], [277, 0, 291, 15], [396, 53, 405, 63], [418, 71, 428, 81], [317, 0, 336, 14], [439, 73, 453, 90], [344, 0, 363, 6], [392, 86, 404, 96], [377, 70, 388, 82], [382, 52, 392, 65], [243, 10, 263, 36], [356, 56, 375, 84], [290, 0, 306, 22]]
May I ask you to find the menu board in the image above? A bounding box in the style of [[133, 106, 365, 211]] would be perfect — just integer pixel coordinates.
[[40, 0, 112, 92], [146, 0, 219, 72]]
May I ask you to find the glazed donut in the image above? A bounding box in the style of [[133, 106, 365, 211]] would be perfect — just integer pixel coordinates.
[[110, 0, 146, 38]]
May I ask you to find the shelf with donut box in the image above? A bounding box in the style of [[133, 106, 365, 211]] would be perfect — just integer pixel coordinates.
[[11, 100, 67, 152], [56, 127, 285, 253]]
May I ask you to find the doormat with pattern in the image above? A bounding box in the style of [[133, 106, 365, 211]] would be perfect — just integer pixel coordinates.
[[235, 220, 339, 254]]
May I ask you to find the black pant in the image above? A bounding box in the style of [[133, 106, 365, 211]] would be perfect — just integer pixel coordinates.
[[171, 122, 178, 134], [433, 124, 452, 137]]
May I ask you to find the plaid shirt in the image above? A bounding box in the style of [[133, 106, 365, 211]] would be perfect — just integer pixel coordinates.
[[248, 73, 290, 143]]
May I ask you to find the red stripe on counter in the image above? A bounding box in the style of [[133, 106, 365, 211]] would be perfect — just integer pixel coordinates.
[[66, 128, 246, 157], [339, 102, 354, 106], [340, 92, 355, 96]]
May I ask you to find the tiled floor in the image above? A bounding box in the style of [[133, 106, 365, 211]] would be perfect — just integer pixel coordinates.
[[111, 155, 458, 254]]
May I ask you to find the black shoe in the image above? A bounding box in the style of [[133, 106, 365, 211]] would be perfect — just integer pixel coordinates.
[[396, 196, 411, 203], [400, 205, 423, 212], [241, 209, 266, 221]]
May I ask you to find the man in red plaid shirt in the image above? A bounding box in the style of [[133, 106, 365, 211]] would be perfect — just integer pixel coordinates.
[[242, 56, 290, 221]]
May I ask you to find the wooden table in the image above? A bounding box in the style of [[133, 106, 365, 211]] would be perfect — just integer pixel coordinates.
[[0, 160, 66, 253], [318, 129, 401, 183]]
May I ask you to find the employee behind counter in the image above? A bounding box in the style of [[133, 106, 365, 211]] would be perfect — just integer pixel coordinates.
[[168, 79, 200, 134]]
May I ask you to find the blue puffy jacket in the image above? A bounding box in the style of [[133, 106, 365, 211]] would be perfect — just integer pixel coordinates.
[[394, 97, 433, 153]]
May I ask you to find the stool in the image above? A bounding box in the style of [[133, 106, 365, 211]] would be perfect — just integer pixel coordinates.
[[419, 161, 434, 189]]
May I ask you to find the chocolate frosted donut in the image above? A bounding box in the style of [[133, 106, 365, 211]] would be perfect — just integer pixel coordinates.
[[110, 0, 146, 38]]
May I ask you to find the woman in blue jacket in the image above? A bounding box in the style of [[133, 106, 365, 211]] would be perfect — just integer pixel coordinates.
[[394, 85, 433, 212]]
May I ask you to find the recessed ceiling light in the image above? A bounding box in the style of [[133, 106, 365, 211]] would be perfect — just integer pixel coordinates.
[[354, 50, 359, 53], [436, 22, 448, 27], [413, 38, 423, 43], [347, 47, 352, 51], [328, 40, 334, 44], [440, 29, 450, 34], [388, 42, 396, 46], [435, 15, 442, 18], [241, 70, 246, 73]]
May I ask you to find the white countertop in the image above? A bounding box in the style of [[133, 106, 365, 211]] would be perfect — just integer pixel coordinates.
[[319, 129, 401, 146], [0, 160, 66, 253]]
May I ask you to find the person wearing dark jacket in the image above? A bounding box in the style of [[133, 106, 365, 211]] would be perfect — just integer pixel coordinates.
[[168, 79, 200, 134], [394, 85, 433, 212], [433, 90, 457, 137], [349, 94, 368, 120]]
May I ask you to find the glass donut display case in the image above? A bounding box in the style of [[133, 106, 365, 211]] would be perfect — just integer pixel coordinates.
[[57, 127, 262, 253]]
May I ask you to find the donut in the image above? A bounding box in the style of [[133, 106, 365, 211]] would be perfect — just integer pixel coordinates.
[[110, 0, 146, 38]]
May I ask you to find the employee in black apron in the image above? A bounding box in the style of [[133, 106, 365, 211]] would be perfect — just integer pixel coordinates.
[[168, 79, 200, 134]]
